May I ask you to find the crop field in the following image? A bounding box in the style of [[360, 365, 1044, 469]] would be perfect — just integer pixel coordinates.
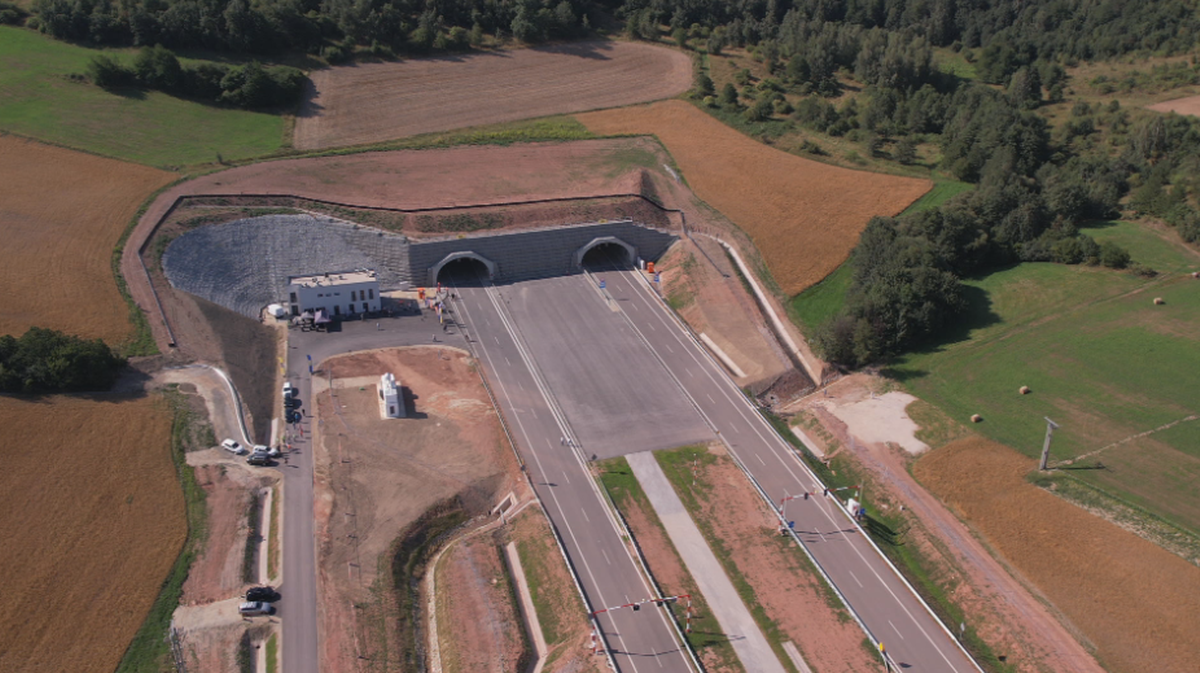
[[0, 135, 172, 346], [0, 27, 284, 167], [294, 40, 691, 150], [914, 436, 1200, 673], [577, 100, 931, 296], [0, 394, 184, 673], [893, 221, 1200, 532]]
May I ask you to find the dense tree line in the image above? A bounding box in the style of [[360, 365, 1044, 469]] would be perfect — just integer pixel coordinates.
[[87, 45, 306, 109], [28, 0, 595, 56], [0, 328, 127, 394]]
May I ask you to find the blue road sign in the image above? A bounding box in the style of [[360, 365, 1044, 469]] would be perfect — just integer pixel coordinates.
[[308, 364, 313, 374], [599, 279, 606, 289], [307, 354, 312, 361], [654, 272, 661, 283]]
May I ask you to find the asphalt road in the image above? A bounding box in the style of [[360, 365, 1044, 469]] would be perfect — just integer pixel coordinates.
[[450, 278, 696, 673], [599, 268, 981, 673]]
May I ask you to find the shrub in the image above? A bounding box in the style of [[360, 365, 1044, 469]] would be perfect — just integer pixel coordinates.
[[0, 327, 126, 394], [1099, 241, 1131, 268]]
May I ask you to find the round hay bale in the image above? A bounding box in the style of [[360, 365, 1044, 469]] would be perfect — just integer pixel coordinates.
[[971, 413, 983, 423], [1192, 271, 1199, 279], [1019, 386, 1031, 395], [1154, 297, 1165, 305]]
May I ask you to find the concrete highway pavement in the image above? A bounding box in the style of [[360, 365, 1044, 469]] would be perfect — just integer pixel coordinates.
[[601, 268, 980, 673], [450, 279, 696, 673]]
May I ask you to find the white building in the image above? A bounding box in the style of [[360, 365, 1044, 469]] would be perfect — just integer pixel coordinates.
[[379, 372, 404, 419], [287, 270, 381, 318]]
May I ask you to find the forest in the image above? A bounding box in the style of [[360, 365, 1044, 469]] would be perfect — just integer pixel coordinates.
[[0, 328, 127, 394]]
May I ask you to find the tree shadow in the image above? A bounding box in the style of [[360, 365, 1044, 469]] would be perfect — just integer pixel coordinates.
[[882, 281, 1002, 383]]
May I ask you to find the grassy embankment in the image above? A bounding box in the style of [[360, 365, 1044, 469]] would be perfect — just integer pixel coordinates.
[[597, 457, 744, 672], [114, 388, 210, 673], [892, 219, 1200, 537]]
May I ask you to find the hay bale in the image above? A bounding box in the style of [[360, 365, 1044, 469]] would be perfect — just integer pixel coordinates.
[[1192, 271, 1199, 279], [1019, 386, 1031, 395], [1154, 297, 1165, 305], [971, 414, 983, 423]]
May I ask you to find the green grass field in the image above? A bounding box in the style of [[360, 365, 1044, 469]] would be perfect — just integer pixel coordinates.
[[787, 179, 973, 334], [892, 221, 1200, 532], [0, 26, 284, 167]]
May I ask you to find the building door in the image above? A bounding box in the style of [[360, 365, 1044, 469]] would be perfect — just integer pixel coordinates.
[[334, 305, 341, 316]]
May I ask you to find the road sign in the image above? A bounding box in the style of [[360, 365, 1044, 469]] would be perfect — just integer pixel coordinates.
[[599, 279, 606, 289], [654, 272, 661, 283], [307, 354, 312, 361]]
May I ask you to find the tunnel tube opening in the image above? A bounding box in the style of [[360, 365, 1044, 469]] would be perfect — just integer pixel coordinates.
[[435, 256, 491, 287], [580, 241, 635, 271]]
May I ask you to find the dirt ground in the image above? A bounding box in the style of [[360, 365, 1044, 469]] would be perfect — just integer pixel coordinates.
[[916, 436, 1200, 673], [311, 346, 528, 672], [686, 444, 877, 673], [576, 100, 932, 296], [0, 134, 172, 344], [0, 394, 184, 673], [1146, 94, 1200, 116], [435, 533, 528, 673], [294, 40, 692, 150]]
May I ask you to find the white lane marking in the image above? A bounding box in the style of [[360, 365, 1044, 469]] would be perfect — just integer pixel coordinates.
[[664, 342, 674, 353], [890, 620, 906, 640], [505, 356, 511, 367], [756, 454, 765, 465], [602, 548, 612, 565], [849, 571, 863, 588], [581, 507, 590, 522], [706, 393, 715, 404], [563, 471, 571, 484], [494, 336, 500, 345]]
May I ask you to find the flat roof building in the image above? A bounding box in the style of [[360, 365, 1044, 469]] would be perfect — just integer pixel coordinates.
[[287, 270, 381, 318]]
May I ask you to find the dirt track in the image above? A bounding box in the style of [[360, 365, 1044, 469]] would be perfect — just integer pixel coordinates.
[[1146, 95, 1200, 116], [577, 100, 931, 295], [294, 41, 692, 150], [916, 436, 1200, 673]]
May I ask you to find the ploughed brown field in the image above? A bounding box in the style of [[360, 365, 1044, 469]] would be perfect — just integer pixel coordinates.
[[915, 436, 1200, 673], [293, 40, 691, 150], [1146, 95, 1200, 117], [577, 100, 931, 295], [0, 395, 184, 673], [0, 134, 172, 344]]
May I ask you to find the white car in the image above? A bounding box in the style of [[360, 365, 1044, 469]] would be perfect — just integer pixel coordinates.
[[221, 439, 247, 455], [238, 601, 273, 616], [282, 381, 296, 398]]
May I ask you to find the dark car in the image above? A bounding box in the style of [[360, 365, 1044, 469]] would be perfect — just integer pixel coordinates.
[[286, 409, 302, 424], [245, 586, 277, 602], [247, 451, 271, 466]]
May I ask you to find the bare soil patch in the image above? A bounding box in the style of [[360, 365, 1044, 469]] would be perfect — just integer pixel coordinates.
[[312, 346, 528, 672], [915, 436, 1200, 673], [436, 534, 528, 673], [0, 394, 184, 673], [294, 41, 692, 150], [683, 445, 877, 673], [0, 134, 172, 344], [577, 100, 932, 295], [1147, 94, 1200, 116]]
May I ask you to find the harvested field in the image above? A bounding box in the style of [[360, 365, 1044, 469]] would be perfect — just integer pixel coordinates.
[[915, 437, 1200, 673], [294, 41, 691, 150], [1146, 95, 1200, 116], [312, 347, 528, 672], [0, 135, 172, 344], [0, 394, 184, 673], [577, 100, 932, 295]]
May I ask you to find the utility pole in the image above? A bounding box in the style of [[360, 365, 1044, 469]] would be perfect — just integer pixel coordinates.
[[1040, 417, 1059, 471]]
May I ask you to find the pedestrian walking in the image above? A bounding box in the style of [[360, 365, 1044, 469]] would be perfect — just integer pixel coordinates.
[[376, 322, 381, 330]]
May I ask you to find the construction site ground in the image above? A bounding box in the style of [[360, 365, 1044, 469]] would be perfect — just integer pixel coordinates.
[[310, 346, 532, 672]]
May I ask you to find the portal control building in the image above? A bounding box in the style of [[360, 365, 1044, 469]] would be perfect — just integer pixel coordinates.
[[287, 270, 381, 317]]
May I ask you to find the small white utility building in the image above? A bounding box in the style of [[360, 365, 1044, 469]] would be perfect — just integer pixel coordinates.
[[287, 270, 381, 318], [379, 372, 405, 419]]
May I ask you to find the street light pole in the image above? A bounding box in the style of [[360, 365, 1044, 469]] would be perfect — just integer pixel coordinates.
[[1040, 417, 1059, 471]]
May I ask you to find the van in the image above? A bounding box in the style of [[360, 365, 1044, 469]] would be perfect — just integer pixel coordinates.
[[247, 451, 271, 466], [239, 601, 273, 616]]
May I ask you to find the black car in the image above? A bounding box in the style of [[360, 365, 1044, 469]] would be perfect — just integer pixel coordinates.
[[245, 586, 277, 602], [286, 409, 302, 424], [247, 451, 271, 466]]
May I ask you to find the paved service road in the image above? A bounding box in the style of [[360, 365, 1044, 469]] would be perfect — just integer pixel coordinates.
[[450, 279, 696, 673], [601, 268, 980, 673]]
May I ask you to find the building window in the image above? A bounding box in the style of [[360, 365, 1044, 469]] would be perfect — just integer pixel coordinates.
[[363, 302, 368, 311], [290, 292, 297, 303], [369, 288, 375, 300], [348, 304, 354, 313], [351, 290, 357, 302]]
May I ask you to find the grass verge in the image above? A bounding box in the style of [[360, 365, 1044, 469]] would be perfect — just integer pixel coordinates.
[[242, 489, 262, 584], [268, 484, 281, 581], [265, 633, 278, 673], [597, 457, 744, 672], [114, 388, 209, 673]]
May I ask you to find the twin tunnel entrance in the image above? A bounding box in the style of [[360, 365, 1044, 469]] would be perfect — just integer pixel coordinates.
[[430, 236, 638, 287]]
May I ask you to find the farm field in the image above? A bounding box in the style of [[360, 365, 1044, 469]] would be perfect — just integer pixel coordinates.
[[914, 436, 1200, 673], [294, 40, 692, 150], [0, 135, 172, 346], [892, 221, 1200, 533], [0, 394, 184, 673], [1146, 94, 1200, 116], [576, 100, 931, 296], [0, 26, 284, 167]]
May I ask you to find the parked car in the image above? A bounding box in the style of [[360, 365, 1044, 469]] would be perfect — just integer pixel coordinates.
[[245, 586, 278, 602], [247, 451, 271, 466], [238, 601, 273, 616], [282, 381, 295, 398], [221, 439, 246, 455], [267, 445, 282, 458], [286, 409, 302, 424]]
